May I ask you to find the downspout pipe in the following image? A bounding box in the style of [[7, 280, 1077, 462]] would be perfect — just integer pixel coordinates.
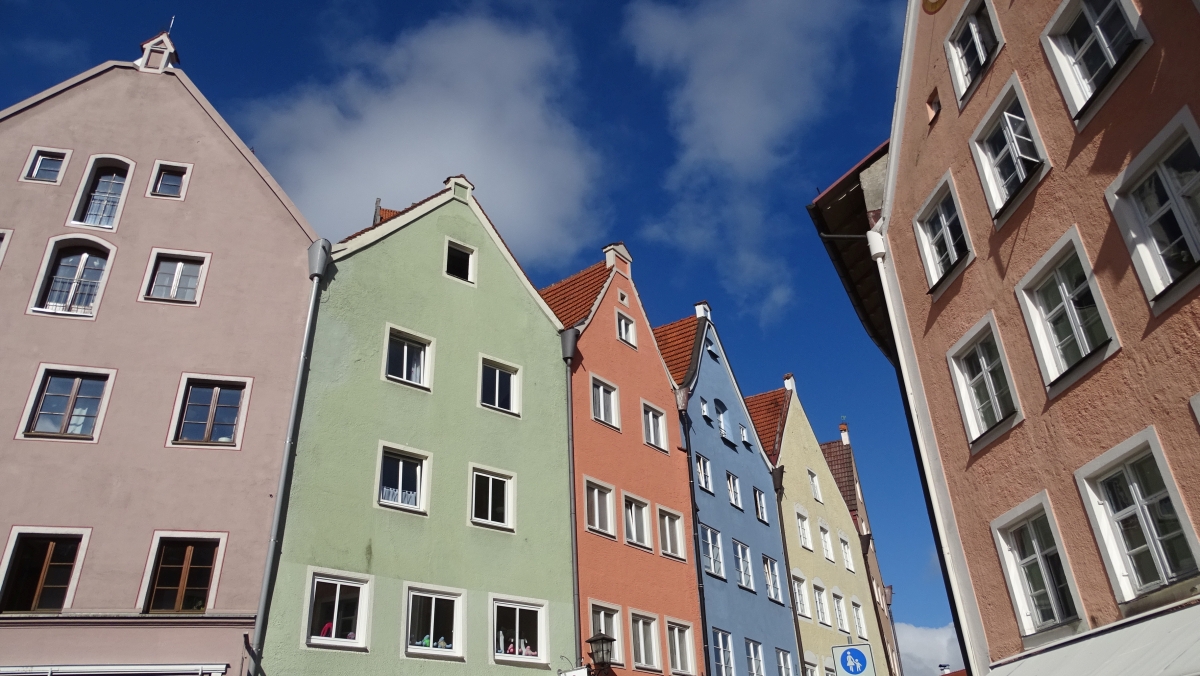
[[561, 327, 583, 667], [247, 238, 331, 675], [677, 387, 712, 676]]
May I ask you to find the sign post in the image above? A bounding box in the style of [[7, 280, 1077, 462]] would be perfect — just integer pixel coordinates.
[[833, 644, 877, 676]]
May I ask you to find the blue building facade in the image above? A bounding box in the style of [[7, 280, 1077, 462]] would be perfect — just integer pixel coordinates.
[[656, 303, 801, 676]]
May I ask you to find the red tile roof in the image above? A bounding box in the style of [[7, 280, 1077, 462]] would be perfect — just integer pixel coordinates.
[[820, 439, 860, 524], [338, 188, 451, 244], [745, 387, 789, 465], [652, 315, 700, 386], [538, 261, 611, 328]]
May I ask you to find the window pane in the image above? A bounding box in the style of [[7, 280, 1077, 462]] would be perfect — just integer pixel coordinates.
[[1045, 552, 1076, 619], [155, 170, 184, 196], [400, 458, 420, 507], [83, 168, 127, 226], [474, 473, 491, 521], [381, 454, 400, 503], [31, 154, 63, 181], [335, 584, 360, 639], [433, 597, 455, 649], [150, 260, 178, 298], [176, 262, 202, 301], [1130, 455, 1166, 497], [446, 245, 471, 281], [491, 477, 506, 523], [497, 369, 512, 410], [519, 607, 539, 656], [405, 342, 423, 384], [482, 365, 497, 407], [1164, 141, 1200, 195], [310, 581, 337, 638], [409, 593, 433, 647], [496, 605, 516, 654]]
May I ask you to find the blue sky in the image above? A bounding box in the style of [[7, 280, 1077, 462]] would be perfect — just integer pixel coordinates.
[[2, 0, 963, 668]]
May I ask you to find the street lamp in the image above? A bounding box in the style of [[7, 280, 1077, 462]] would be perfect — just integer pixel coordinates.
[[585, 632, 615, 674]]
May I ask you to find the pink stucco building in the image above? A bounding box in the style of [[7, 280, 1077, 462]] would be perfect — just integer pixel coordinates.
[[813, 0, 1200, 673], [0, 35, 318, 673]]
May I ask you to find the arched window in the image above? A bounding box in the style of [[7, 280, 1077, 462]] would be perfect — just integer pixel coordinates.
[[38, 246, 108, 315], [69, 156, 134, 230]]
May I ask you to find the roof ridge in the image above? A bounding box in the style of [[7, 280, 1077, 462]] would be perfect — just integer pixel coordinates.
[[339, 188, 450, 244], [538, 259, 606, 293]]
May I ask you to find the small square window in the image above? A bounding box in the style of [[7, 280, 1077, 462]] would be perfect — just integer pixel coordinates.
[[25, 150, 66, 183], [407, 589, 461, 655], [380, 451, 424, 511], [308, 575, 367, 648], [481, 361, 517, 413], [618, 290, 629, 305], [696, 454, 713, 492], [617, 312, 636, 346], [26, 371, 108, 439], [146, 539, 218, 612], [494, 600, 543, 660], [754, 488, 769, 523], [592, 378, 618, 427], [659, 509, 683, 558], [174, 381, 244, 445], [0, 534, 81, 612], [446, 242, 474, 283], [625, 496, 650, 548], [643, 404, 666, 449], [150, 165, 188, 198], [387, 332, 429, 387], [586, 481, 614, 535], [472, 470, 511, 528], [147, 256, 203, 303]]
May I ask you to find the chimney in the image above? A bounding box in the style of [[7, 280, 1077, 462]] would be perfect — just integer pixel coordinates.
[[695, 301, 712, 319], [444, 174, 474, 200], [137, 32, 179, 73], [373, 198, 381, 226], [783, 373, 795, 391], [603, 242, 633, 275], [939, 666, 951, 675], [840, 421, 850, 445]]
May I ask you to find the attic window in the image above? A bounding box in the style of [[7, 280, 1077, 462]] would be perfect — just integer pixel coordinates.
[[618, 290, 629, 305], [445, 240, 474, 284], [705, 337, 718, 358], [146, 48, 169, 70]]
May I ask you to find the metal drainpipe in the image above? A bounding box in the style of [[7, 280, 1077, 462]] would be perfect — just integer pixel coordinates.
[[772, 464, 807, 670], [677, 387, 712, 676], [247, 238, 331, 675], [561, 327, 583, 667]]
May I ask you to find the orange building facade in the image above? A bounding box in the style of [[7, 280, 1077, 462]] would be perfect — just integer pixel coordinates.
[[541, 244, 705, 676]]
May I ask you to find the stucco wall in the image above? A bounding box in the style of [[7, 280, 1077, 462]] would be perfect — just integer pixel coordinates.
[[261, 197, 575, 673], [886, 0, 1200, 663], [0, 64, 313, 668], [571, 255, 704, 674]]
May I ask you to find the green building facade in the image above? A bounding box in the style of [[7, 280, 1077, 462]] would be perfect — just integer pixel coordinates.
[[261, 176, 577, 674]]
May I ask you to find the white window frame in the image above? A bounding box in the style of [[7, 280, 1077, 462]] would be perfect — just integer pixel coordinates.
[[478, 354, 521, 416], [796, 508, 813, 550], [629, 610, 660, 669], [912, 171, 975, 296], [700, 397, 710, 420], [590, 601, 624, 665], [374, 443, 432, 515], [813, 582, 830, 625], [777, 648, 795, 676], [991, 491, 1085, 635], [489, 593, 549, 666], [16, 363, 117, 444], [734, 540, 754, 590], [820, 526, 834, 562], [792, 574, 811, 618], [144, 160, 194, 200], [740, 424, 749, 444], [754, 488, 769, 523], [808, 471, 823, 503], [623, 492, 652, 550], [616, 309, 637, 347], [469, 463, 515, 531], [745, 639, 765, 676], [26, 233, 116, 321], [163, 372, 254, 450], [968, 75, 1052, 227], [585, 478, 616, 537], [443, 236, 477, 286], [763, 556, 782, 602], [943, 0, 1005, 105], [66, 154, 135, 231], [135, 530, 229, 614], [402, 581, 466, 660], [591, 375, 620, 428], [382, 324, 435, 390], [1014, 226, 1120, 396], [1075, 427, 1200, 602], [1104, 107, 1200, 313], [715, 400, 729, 438], [946, 312, 1024, 452], [832, 592, 848, 633], [642, 400, 668, 451], [840, 536, 855, 572], [302, 566, 372, 650], [618, 289, 629, 306], [0, 229, 11, 270], [727, 472, 743, 509], [700, 524, 724, 578], [0, 525, 92, 610], [696, 454, 714, 492], [666, 619, 694, 675], [1040, 0, 1151, 127], [713, 629, 734, 676], [852, 600, 868, 639], [658, 506, 686, 560], [137, 248, 212, 307], [19, 146, 72, 185]]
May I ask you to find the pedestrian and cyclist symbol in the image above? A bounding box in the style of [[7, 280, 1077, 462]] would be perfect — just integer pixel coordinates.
[[841, 648, 867, 674]]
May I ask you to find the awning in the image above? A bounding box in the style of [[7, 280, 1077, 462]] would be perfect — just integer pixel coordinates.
[[989, 601, 1200, 676]]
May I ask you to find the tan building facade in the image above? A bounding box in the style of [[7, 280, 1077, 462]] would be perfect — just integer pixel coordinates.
[[813, 0, 1200, 673], [0, 35, 318, 673], [747, 377, 898, 676]]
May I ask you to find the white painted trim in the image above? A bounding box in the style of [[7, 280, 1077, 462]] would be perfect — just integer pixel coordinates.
[[18, 146, 73, 186], [640, 398, 670, 452], [442, 235, 478, 287], [1103, 106, 1200, 312], [15, 363, 117, 444], [26, 233, 117, 322], [943, 0, 1007, 107], [381, 322, 436, 391], [65, 154, 135, 232], [143, 159, 194, 201], [134, 530, 228, 612], [967, 73, 1053, 227], [301, 566, 373, 651], [1012, 225, 1121, 394], [621, 489, 654, 552], [627, 607, 662, 670], [477, 353, 523, 417], [163, 373, 254, 450], [989, 491, 1088, 636], [615, 307, 638, 348], [467, 462, 517, 532], [912, 169, 976, 295], [487, 592, 550, 666], [400, 580, 467, 661], [945, 310, 1025, 452], [583, 475, 617, 538], [664, 615, 696, 675], [1073, 426, 1200, 603], [374, 441, 433, 516], [656, 503, 687, 561], [589, 372, 621, 429], [0, 525, 92, 609], [136, 248, 212, 307], [587, 598, 625, 665]]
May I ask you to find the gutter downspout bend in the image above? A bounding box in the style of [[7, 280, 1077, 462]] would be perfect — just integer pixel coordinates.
[[247, 238, 331, 675]]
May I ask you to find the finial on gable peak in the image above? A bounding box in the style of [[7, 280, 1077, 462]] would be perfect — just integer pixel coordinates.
[[444, 175, 474, 201], [603, 242, 632, 273], [694, 301, 711, 320], [137, 32, 178, 73], [783, 373, 795, 390]]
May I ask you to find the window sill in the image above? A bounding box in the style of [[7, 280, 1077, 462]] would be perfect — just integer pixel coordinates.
[[1019, 617, 1084, 651], [586, 527, 618, 541], [379, 500, 427, 516], [1118, 571, 1200, 618], [149, 191, 184, 200], [698, 486, 715, 496], [704, 570, 726, 582], [757, 517, 770, 526], [1044, 338, 1117, 400], [626, 540, 654, 553], [1148, 259, 1200, 316], [927, 252, 972, 298], [992, 161, 1046, 229], [632, 664, 663, 674], [493, 654, 548, 668], [306, 638, 368, 652], [662, 551, 687, 563], [768, 596, 786, 607], [141, 295, 199, 306], [968, 409, 1022, 455], [168, 440, 238, 450], [385, 375, 431, 392], [619, 338, 638, 350], [30, 307, 94, 319], [481, 403, 520, 418], [21, 431, 94, 441], [406, 647, 466, 662], [593, 417, 621, 432], [470, 518, 514, 532], [67, 221, 114, 231], [1072, 39, 1143, 124], [729, 503, 744, 511], [737, 584, 757, 594], [644, 441, 669, 455]]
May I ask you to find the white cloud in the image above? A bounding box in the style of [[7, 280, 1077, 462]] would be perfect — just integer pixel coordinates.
[[895, 622, 965, 676], [244, 15, 603, 266], [624, 0, 858, 322]]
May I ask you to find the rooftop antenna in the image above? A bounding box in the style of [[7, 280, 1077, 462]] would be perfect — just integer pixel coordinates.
[[168, 15, 176, 34]]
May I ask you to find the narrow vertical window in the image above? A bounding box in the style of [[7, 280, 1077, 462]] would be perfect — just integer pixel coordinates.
[[1057, 0, 1136, 101], [380, 452, 423, 510], [1100, 455, 1197, 590], [38, 247, 107, 315], [631, 614, 658, 668], [617, 312, 636, 346], [472, 471, 509, 527], [644, 405, 666, 449], [481, 362, 516, 413], [841, 538, 855, 572], [798, 514, 813, 549], [0, 535, 81, 611], [147, 540, 217, 612], [808, 471, 823, 502], [586, 483, 613, 534], [853, 602, 868, 638], [592, 379, 618, 426], [763, 556, 782, 601], [625, 497, 649, 547], [814, 585, 829, 625], [952, 3, 998, 91], [696, 455, 713, 491], [26, 372, 107, 438], [713, 630, 734, 676], [494, 601, 541, 658], [1128, 138, 1200, 287], [387, 333, 428, 386], [745, 639, 765, 676], [982, 100, 1043, 206], [715, 400, 728, 437], [754, 488, 769, 523], [777, 649, 795, 676], [592, 606, 622, 663], [147, 257, 202, 303], [958, 333, 1016, 434], [820, 527, 834, 561], [727, 472, 742, 508], [701, 525, 723, 576], [308, 576, 365, 646], [921, 193, 969, 280], [659, 510, 683, 558], [175, 381, 244, 444], [833, 594, 848, 632], [667, 623, 691, 673], [734, 541, 754, 589], [77, 164, 128, 227], [792, 577, 810, 617]]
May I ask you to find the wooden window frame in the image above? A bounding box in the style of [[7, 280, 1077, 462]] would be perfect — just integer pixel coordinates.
[[165, 373, 253, 450], [0, 533, 84, 612]]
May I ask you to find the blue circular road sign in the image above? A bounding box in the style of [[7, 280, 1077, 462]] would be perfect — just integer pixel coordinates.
[[841, 648, 868, 675]]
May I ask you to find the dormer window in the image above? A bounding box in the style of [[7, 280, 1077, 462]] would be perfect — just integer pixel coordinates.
[[69, 156, 134, 230], [137, 33, 178, 74]]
